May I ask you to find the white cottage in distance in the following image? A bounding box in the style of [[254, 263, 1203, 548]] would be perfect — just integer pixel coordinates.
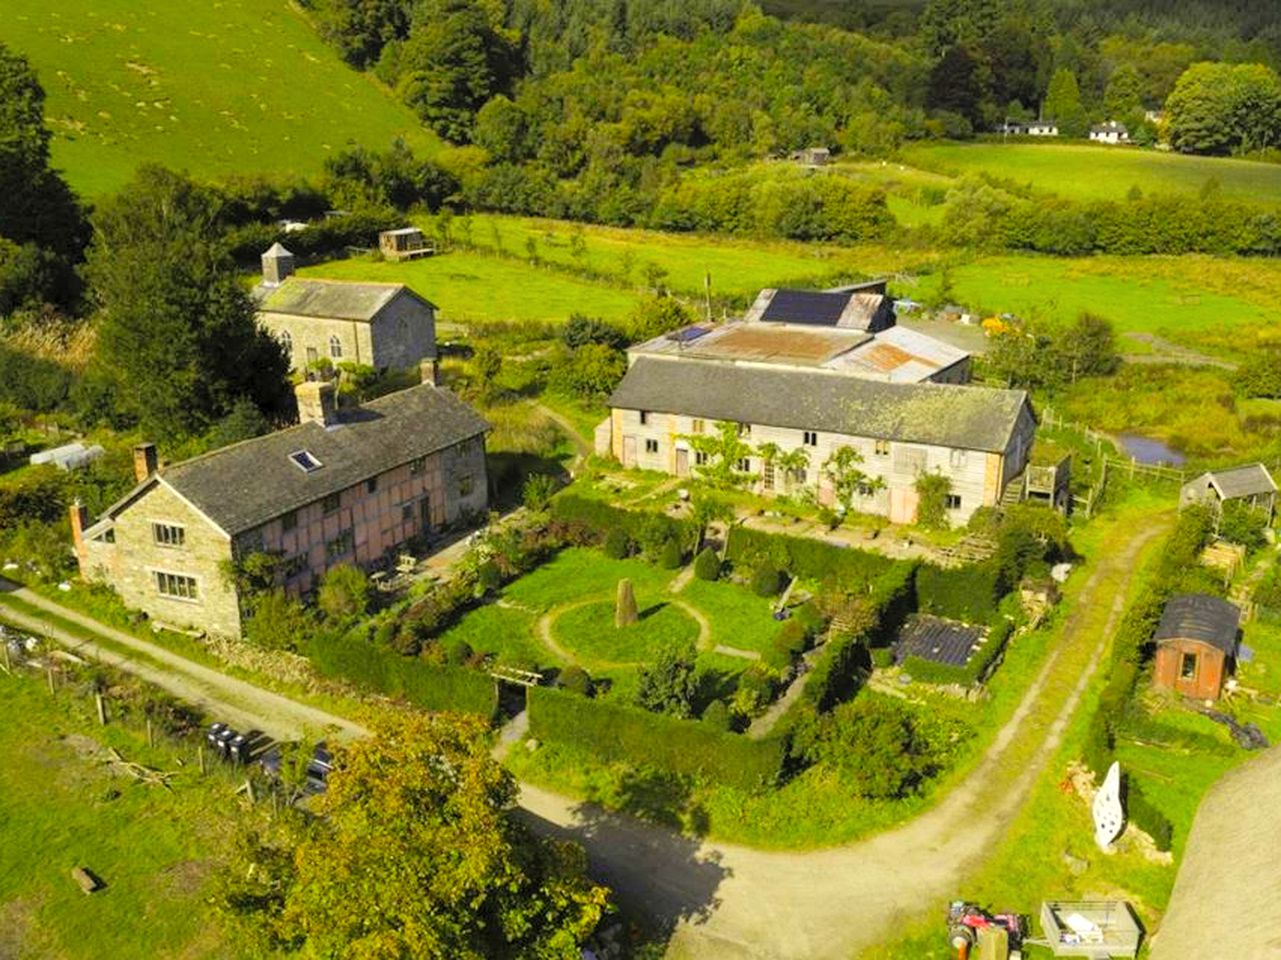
[[255, 244, 438, 373]]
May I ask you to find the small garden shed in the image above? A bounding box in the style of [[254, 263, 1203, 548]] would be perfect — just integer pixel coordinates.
[[1151, 593, 1240, 701], [1179, 463, 1277, 522]]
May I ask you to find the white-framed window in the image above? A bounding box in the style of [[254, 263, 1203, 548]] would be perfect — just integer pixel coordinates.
[[329, 335, 343, 359], [949, 449, 968, 469], [279, 330, 292, 355], [152, 523, 185, 548], [154, 571, 198, 601], [690, 418, 705, 434], [737, 423, 751, 438], [945, 494, 962, 510], [803, 431, 818, 447], [645, 439, 659, 454], [409, 456, 426, 476], [736, 457, 752, 472], [638, 410, 649, 425], [763, 463, 775, 490], [694, 451, 708, 466], [874, 439, 890, 456]]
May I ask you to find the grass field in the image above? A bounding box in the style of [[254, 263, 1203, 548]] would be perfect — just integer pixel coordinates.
[[298, 250, 644, 326], [0, 667, 257, 959], [903, 141, 1281, 205], [448, 214, 930, 302], [3, 0, 437, 196]]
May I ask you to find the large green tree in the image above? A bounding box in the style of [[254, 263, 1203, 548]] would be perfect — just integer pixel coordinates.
[[222, 713, 608, 958], [86, 166, 290, 440], [0, 41, 86, 312], [1043, 67, 1087, 136], [1166, 61, 1281, 155]]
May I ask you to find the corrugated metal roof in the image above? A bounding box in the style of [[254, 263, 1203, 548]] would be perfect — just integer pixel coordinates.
[[258, 277, 431, 322], [610, 357, 1029, 452], [831, 325, 968, 382], [1153, 593, 1240, 655], [632, 323, 870, 367]]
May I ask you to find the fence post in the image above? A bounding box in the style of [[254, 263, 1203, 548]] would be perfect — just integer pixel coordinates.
[[146, 718, 155, 748], [46, 666, 55, 694], [95, 692, 107, 726], [198, 746, 207, 775]]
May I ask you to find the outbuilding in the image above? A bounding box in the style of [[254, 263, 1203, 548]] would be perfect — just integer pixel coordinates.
[[1151, 593, 1240, 701], [1180, 463, 1277, 522]]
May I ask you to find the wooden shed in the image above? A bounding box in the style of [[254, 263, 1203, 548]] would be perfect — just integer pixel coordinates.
[[379, 227, 433, 262], [1151, 593, 1240, 701], [1180, 463, 1277, 522]]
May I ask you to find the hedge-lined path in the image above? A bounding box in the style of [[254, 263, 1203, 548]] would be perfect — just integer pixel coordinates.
[[0, 579, 366, 743], [744, 646, 822, 740], [518, 513, 1171, 959]]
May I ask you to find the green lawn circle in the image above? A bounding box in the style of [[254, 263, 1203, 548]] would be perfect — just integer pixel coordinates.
[[551, 599, 700, 666]]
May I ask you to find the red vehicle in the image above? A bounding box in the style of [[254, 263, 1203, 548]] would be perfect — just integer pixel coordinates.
[[947, 900, 1024, 957]]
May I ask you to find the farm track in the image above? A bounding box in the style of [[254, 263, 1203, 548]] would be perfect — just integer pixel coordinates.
[[0, 515, 1168, 959]]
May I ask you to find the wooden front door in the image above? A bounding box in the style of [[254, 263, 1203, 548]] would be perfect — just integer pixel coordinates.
[[889, 487, 920, 524], [622, 436, 637, 468], [675, 448, 689, 477]]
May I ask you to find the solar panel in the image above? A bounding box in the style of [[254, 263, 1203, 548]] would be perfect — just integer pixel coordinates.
[[289, 450, 323, 473], [666, 325, 711, 343], [893, 615, 984, 667]]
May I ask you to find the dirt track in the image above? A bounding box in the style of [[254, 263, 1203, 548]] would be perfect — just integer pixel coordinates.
[[0, 517, 1167, 959]]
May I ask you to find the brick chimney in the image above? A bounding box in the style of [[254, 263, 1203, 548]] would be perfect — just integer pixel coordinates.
[[133, 443, 158, 483], [261, 243, 296, 286], [296, 379, 338, 427], [419, 357, 440, 387], [69, 500, 90, 573]]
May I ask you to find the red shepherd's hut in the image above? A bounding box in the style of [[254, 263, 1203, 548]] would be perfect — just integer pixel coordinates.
[[1152, 593, 1240, 701]]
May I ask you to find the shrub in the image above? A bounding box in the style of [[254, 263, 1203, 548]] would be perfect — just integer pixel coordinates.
[[528, 687, 785, 791], [752, 564, 782, 598], [700, 699, 732, 731], [522, 473, 559, 512], [871, 647, 894, 669], [693, 546, 721, 581], [1218, 501, 1269, 551], [658, 538, 683, 570], [603, 527, 631, 558], [725, 526, 891, 586], [309, 631, 496, 717], [557, 665, 594, 697], [476, 560, 503, 594], [444, 639, 474, 667], [317, 564, 370, 621], [551, 495, 693, 553], [634, 646, 699, 718], [916, 561, 1001, 622]]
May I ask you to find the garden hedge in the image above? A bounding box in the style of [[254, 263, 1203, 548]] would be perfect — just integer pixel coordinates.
[[724, 526, 892, 585], [527, 686, 785, 791], [915, 560, 1002, 622], [310, 631, 497, 718], [551, 495, 694, 551]]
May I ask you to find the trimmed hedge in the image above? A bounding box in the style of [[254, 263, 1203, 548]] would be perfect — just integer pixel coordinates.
[[915, 560, 1002, 622], [310, 631, 497, 718], [1126, 778, 1174, 852], [551, 495, 694, 551], [725, 526, 892, 585], [527, 686, 785, 791]]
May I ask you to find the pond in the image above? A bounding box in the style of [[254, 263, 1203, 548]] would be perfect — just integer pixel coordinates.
[[1116, 433, 1187, 466]]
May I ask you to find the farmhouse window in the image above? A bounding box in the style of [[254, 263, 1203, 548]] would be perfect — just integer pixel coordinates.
[[1180, 652, 1198, 680], [283, 555, 306, 580], [949, 449, 968, 468], [639, 411, 649, 425], [803, 431, 818, 447], [945, 494, 962, 510], [366, 476, 379, 494], [322, 492, 341, 515], [459, 474, 475, 497], [874, 440, 890, 456], [737, 423, 752, 438], [736, 457, 752, 473], [279, 331, 292, 355], [409, 457, 426, 476], [281, 510, 298, 533], [691, 419, 705, 434], [763, 463, 776, 490], [402, 502, 415, 523], [790, 468, 808, 486], [152, 523, 186, 548], [329, 335, 343, 359], [645, 439, 659, 454], [155, 571, 198, 601], [326, 529, 354, 560], [694, 451, 708, 466]]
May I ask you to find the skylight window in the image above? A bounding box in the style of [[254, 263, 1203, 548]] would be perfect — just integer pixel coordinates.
[[290, 450, 323, 473]]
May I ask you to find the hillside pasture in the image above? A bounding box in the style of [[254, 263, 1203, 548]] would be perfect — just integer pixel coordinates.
[[903, 142, 1281, 206], [3, 0, 438, 196], [297, 250, 643, 327]]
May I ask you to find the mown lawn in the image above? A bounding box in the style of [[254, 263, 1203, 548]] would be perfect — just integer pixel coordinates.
[[0, 669, 261, 959], [5, 0, 438, 196], [298, 250, 643, 326], [904, 141, 1281, 206]]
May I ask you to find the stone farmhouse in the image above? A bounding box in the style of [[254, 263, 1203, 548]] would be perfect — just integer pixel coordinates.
[[255, 244, 437, 372], [604, 357, 1034, 524], [70, 372, 489, 639]]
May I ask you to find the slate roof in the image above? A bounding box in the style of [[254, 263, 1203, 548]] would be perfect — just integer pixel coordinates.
[[257, 277, 434, 322], [112, 385, 488, 536], [1154, 593, 1240, 655], [1200, 463, 1277, 500], [610, 358, 1030, 452]]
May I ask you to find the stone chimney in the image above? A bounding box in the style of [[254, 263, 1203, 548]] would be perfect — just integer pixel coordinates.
[[419, 357, 440, 387], [69, 500, 90, 573], [296, 379, 338, 427], [261, 243, 296, 286], [133, 443, 158, 483]]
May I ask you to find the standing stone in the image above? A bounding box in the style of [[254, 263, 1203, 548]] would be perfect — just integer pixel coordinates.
[[615, 578, 638, 628]]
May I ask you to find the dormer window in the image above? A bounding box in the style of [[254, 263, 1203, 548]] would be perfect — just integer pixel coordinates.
[[290, 450, 323, 473]]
